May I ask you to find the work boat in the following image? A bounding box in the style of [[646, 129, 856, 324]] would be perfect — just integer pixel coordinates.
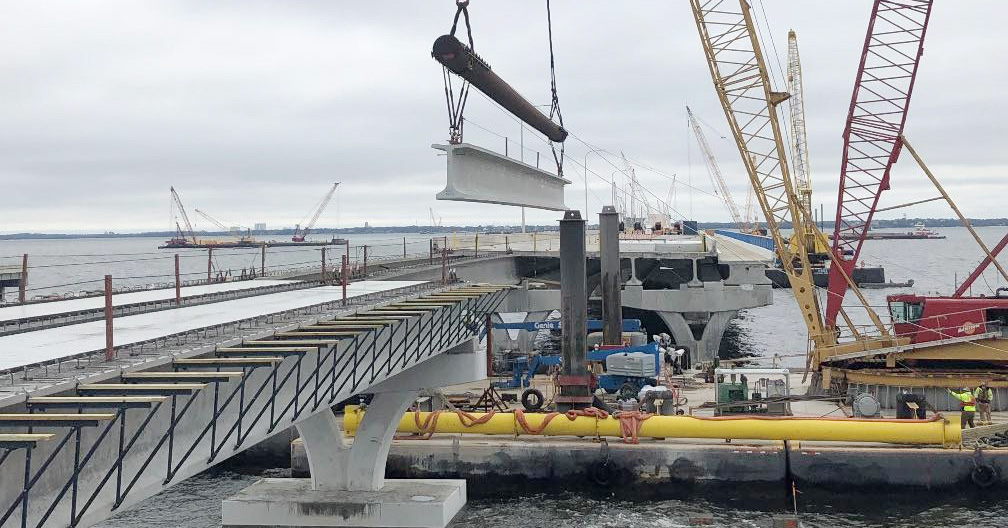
[[910, 222, 944, 239]]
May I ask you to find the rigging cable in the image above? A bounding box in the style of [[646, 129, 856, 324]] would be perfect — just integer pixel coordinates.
[[442, 1, 475, 144], [545, 0, 565, 177]]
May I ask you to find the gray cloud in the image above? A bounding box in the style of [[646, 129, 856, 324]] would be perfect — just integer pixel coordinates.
[[0, 1, 1006, 233]]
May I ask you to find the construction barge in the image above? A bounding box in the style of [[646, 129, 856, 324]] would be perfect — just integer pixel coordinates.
[[158, 237, 347, 249], [161, 183, 344, 249], [289, 370, 1008, 493]]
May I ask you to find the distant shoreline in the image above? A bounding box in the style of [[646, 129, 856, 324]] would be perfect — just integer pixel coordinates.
[[1, 218, 1005, 241]]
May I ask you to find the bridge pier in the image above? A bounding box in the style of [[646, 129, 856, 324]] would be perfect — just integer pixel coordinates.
[[658, 310, 737, 367], [222, 339, 484, 528]]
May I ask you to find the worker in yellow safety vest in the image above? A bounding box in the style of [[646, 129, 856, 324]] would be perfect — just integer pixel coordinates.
[[949, 387, 976, 429], [974, 383, 994, 425]]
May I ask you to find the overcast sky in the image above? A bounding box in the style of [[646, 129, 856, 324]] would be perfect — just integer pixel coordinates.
[[0, 1, 1005, 233]]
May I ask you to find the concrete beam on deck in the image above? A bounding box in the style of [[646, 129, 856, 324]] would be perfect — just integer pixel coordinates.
[[433, 142, 570, 211]]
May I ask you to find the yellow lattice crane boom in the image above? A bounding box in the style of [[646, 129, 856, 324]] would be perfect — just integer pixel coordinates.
[[786, 30, 812, 223], [786, 29, 826, 256]]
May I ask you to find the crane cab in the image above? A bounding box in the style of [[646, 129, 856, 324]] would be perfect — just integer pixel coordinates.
[[887, 293, 1008, 344]]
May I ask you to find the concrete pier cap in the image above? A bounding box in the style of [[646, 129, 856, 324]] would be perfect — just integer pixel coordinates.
[[222, 340, 484, 528]]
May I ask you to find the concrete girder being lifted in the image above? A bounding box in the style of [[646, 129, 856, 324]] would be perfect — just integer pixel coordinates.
[[433, 142, 570, 211]]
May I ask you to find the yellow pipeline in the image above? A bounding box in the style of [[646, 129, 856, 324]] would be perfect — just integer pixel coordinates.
[[342, 406, 960, 446]]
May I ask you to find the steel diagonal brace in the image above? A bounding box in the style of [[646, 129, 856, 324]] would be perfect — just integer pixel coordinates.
[[164, 370, 252, 466], [902, 136, 1008, 286], [273, 346, 340, 429], [238, 356, 305, 442], [72, 402, 165, 520], [36, 415, 125, 527], [0, 428, 79, 527], [112, 391, 202, 491]]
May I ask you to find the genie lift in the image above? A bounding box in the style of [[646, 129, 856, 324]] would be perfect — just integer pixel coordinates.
[[492, 318, 661, 403]]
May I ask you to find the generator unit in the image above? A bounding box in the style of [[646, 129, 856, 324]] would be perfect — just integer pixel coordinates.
[[716, 382, 749, 415], [714, 368, 792, 416], [588, 342, 661, 397], [604, 352, 656, 378]]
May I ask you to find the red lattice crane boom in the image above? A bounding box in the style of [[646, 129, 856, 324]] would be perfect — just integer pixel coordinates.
[[825, 0, 934, 327]]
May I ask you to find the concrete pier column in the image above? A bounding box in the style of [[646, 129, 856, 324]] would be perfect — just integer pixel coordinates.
[[557, 210, 591, 411], [658, 310, 737, 366], [223, 339, 484, 528], [296, 392, 417, 492], [599, 206, 622, 346]]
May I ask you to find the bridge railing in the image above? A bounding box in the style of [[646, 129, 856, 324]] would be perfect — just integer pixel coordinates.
[[713, 229, 776, 252]]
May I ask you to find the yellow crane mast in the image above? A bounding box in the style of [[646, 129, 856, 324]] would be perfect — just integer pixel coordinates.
[[786, 30, 813, 224], [786, 29, 823, 256]]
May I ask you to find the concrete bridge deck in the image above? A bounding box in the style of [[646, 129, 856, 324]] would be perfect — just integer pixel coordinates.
[[0, 279, 297, 323], [709, 233, 775, 263], [0, 279, 307, 334], [0, 280, 424, 375]]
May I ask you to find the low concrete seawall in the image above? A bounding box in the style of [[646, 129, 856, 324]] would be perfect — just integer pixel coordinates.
[[292, 437, 1008, 493], [789, 444, 1000, 488]]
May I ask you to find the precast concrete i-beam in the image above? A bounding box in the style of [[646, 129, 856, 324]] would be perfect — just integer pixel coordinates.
[[0, 284, 511, 528], [433, 142, 570, 211]]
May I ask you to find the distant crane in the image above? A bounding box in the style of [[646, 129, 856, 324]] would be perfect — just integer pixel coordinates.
[[743, 186, 758, 233], [621, 151, 658, 225], [686, 106, 744, 231], [169, 186, 197, 245], [429, 207, 443, 227], [786, 30, 817, 254], [195, 209, 254, 242], [292, 182, 340, 242]]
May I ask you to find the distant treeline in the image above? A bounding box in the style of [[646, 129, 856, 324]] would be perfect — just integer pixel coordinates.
[[697, 218, 1008, 230], [0, 225, 563, 241], [2, 218, 1006, 240]]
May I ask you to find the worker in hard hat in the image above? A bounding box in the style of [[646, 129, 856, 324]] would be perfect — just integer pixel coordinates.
[[948, 387, 976, 429], [974, 382, 994, 425]]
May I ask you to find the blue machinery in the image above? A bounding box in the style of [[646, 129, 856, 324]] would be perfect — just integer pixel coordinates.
[[493, 319, 641, 333], [492, 354, 563, 389], [491, 319, 659, 397]]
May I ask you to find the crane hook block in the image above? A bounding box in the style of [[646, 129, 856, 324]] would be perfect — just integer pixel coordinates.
[[433, 34, 568, 143]]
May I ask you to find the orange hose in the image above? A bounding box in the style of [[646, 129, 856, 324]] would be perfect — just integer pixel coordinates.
[[613, 410, 653, 444], [513, 407, 611, 435]]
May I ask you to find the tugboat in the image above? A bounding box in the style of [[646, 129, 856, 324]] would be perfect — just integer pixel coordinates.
[[909, 222, 945, 239]]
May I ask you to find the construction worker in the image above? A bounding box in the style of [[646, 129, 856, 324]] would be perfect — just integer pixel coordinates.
[[949, 387, 976, 429], [974, 382, 994, 425]]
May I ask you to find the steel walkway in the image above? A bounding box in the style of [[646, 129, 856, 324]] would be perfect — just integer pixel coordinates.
[[0, 284, 510, 528]]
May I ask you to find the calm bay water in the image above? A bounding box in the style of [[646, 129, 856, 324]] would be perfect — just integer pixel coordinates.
[[732, 225, 1008, 367], [5, 226, 1006, 527], [0, 232, 450, 300]]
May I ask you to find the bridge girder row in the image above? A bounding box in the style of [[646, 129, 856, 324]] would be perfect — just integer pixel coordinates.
[[0, 284, 511, 528]]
